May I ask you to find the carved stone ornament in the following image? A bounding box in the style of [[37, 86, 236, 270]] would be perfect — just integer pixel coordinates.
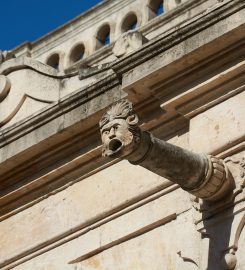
[[100, 100, 235, 201], [0, 50, 15, 64], [112, 31, 148, 58], [99, 100, 141, 158]]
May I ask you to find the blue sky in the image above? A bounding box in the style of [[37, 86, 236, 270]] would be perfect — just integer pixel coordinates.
[[1, 0, 102, 51]]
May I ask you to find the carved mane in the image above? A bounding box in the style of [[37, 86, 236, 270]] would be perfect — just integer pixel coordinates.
[[99, 100, 134, 128]]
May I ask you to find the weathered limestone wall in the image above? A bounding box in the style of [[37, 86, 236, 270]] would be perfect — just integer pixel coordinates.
[[0, 0, 244, 269]]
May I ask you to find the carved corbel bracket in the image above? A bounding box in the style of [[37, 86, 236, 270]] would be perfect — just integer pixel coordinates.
[[99, 100, 235, 202]]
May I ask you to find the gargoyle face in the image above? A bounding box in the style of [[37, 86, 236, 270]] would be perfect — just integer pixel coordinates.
[[101, 118, 139, 158]]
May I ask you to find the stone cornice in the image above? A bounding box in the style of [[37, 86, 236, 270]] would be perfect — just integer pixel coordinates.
[[0, 0, 244, 225], [112, 0, 245, 74], [0, 0, 243, 154], [0, 57, 60, 77], [141, 0, 207, 36], [69, 0, 244, 84]]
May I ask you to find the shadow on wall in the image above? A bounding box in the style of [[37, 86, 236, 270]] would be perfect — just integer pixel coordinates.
[[202, 203, 235, 270]]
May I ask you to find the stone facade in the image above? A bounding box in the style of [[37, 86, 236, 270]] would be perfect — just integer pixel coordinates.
[[0, 0, 244, 269]]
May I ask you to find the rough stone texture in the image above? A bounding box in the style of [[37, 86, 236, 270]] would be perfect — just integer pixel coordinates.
[[5, 189, 192, 270], [190, 91, 245, 155], [0, 0, 244, 269], [0, 160, 172, 265]]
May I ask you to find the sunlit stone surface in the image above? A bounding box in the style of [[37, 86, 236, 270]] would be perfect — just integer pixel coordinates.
[[0, 0, 244, 269]]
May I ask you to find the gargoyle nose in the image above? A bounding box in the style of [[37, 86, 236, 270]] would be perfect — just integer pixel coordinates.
[[109, 128, 115, 139]]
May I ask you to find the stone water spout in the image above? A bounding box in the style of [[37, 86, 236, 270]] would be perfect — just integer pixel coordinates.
[[99, 100, 234, 201]]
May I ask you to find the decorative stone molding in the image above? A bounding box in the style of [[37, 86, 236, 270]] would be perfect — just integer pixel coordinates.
[[0, 58, 62, 128], [112, 31, 148, 58], [225, 156, 245, 187], [0, 57, 74, 77], [0, 57, 104, 128], [100, 100, 234, 201], [78, 62, 114, 80], [190, 153, 244, 223], [0, 75, 11, 102], [187, 156, 234, 201]]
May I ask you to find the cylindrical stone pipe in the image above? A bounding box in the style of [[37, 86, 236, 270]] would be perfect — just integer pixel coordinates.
[[127, 131, 208, 191]]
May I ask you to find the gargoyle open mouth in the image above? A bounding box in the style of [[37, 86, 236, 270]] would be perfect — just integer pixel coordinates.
[[108, 138, 123, 156]]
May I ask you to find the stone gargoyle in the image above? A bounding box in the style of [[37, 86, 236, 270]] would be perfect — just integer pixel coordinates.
[[99, 100, 234, 202]]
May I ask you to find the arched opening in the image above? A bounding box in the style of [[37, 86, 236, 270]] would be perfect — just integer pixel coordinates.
[[149, 0, 165, 19], [121, 13, 138, 33], [46, 53, 60, 70], [96, 24, 111, 50], [70, 44, 85, 64], [156, 2, 164, 16]]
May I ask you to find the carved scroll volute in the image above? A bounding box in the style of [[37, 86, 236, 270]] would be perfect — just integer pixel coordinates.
[[0, 75, 11, 102], [99, 100, 235, 202]]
